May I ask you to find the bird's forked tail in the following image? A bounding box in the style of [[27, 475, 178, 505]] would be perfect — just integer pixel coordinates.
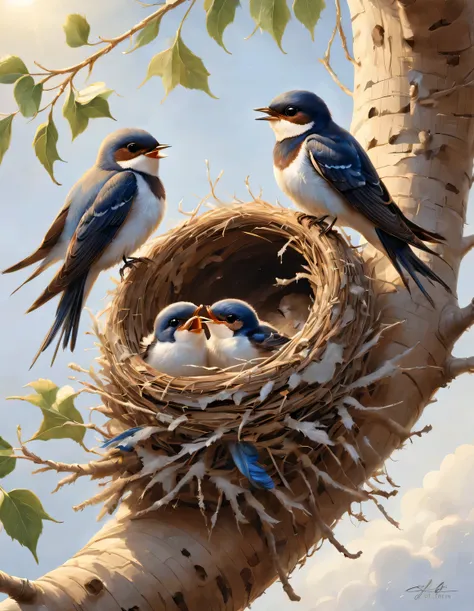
[[375, 229, 452, 307], [30, 275, 88, 368]]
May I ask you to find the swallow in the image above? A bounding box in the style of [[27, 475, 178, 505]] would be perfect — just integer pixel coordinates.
[[205, 298, 289, 370], [3, 128, 170, 365], [255, 90, 452, 306], [143, 302, 208, 377]]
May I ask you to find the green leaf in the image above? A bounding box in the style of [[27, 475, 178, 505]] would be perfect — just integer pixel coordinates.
[[32, 116, 63, 184], [63, 14, 91, 48], [127, 16, 162, 52], [75, 82, 113, 104], [144, 32, 216, 99], [63, 89, 89, 139], [0, 488, 57, 562], [249, 0, 291, 52], [14, 75, 42, 118], [293, 0, 325, 40], [0, 115, 14, 165], [8, 380, 86, 445], [63, 84, 115, 140], [81, 96, 115, 120], [0, 55, 28, 84], [0, 438, 15, 479], [205, 0, 239, 53]]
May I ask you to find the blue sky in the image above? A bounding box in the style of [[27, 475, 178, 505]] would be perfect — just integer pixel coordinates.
[[0, 0, 473, 608]]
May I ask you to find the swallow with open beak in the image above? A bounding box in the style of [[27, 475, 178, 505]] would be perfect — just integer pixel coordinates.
[[255, 90, 452, 306], [143, 302, 209, 377], [3, 128, 170, 365], [205, 298, 289, 371]]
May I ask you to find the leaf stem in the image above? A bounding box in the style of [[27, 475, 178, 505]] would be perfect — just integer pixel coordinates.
[[178, 0, 196, 33]]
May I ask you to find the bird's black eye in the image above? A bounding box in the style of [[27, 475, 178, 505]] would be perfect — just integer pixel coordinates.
[[169, 318, 181, 328], [226, 314, 237, 323], [284, 106, 298, 117], [127, 142, 140, 153]]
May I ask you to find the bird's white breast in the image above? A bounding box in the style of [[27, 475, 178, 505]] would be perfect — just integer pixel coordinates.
[[208, 334, 261, 371], [95, 173, 165, 270], [146, 331, 208, 377], [274, 143, 380, 244], [275, 144, 350, 221]]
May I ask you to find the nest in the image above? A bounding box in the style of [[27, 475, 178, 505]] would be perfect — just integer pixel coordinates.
[[87, 200, 376, 488], [77, 200, 416, 597]]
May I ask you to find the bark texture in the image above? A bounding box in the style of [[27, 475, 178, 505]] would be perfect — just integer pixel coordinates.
[[1, 0, 473, 609]]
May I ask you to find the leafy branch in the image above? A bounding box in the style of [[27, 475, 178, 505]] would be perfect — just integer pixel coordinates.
[[0, 0, 340, 182], [0, 379, 108, 561]]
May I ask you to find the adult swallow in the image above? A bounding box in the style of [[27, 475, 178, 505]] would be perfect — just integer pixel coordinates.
[[3, 128, 170, 365], [205, 298, 289, 370], [143, 302, 208, 377], [255, 90, 452, 306]]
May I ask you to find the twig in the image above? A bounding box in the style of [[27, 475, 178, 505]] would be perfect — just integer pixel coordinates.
[[0, 571, 38, 603], [31, 0, 188, 113], [319, 22, 353, 97], [439, 298, 474, 343], [335, 0, 359, 67]]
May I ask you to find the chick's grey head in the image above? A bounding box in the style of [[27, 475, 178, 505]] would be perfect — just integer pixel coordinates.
[[209, 299, 259, 334], [154, 302, 200, 343], [96, 128, 169, 171], [255, 90, 331, 138]]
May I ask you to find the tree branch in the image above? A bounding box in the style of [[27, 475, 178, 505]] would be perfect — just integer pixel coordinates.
[[319, 2, 354, 97], [445, 356, 474, 381], [0, 572, 38, 603], [459, 234, 474, 257], [440, 298, 474, 343]]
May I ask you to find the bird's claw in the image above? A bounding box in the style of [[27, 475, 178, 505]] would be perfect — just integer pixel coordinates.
[[318, 217, 337, 236], [119, 256, 152, 280], [297, 213, 337, 235]]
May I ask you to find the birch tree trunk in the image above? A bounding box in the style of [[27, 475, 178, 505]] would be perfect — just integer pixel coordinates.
[[2, 0, 473, 609]]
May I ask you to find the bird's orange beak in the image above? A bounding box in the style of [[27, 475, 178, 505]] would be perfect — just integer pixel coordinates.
[[204, 306, 231, 327], [254, 107, 279, 121], [178, 315, 203, 333], [145, 144, 171, 159]]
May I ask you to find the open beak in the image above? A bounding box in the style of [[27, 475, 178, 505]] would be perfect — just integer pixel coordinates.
[[145, 144, 171, 159], [254, 107, 279, 122], [178, 315, 203, 333], [204, 306, 226, 325]]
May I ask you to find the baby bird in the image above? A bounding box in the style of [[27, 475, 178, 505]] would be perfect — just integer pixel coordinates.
[[205, 298, 289, 370], [143, 302, 208, 377]]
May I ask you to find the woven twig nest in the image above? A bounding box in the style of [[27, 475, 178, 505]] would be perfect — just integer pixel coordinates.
[[84, 199, 385, 521]]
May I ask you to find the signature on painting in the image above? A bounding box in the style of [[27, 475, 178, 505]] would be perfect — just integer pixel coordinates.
[[406, 580, 458, 600]]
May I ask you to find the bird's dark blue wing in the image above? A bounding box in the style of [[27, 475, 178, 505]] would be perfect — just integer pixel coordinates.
[[229, 442, 274, 490], [46, 171, 137, 292], [248, 323, 290, 352], [306, 129, 418, 243], [101, 426, 145, 452]]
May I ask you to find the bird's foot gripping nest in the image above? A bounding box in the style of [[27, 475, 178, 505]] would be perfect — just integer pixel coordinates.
[[297, 213, 337, 236], [119, 255, 153, 280]]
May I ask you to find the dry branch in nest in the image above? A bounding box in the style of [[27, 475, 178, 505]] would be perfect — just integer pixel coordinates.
[[63, 200, 416, 597]]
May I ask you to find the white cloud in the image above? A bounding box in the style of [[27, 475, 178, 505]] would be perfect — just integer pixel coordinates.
[[300, 445, 474, 611]]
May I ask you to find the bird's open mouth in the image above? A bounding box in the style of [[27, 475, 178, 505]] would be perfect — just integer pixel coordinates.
[[178, 315, 203, 333], [254, 107, 279, 122], [203, 306, 229, 327], [145, 144, 171, 159]]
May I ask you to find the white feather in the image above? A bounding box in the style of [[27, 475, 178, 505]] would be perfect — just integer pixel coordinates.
[[270, 119, 315, 142], [117, 154, 160, 177], [145, 329, 208, 377], [207, 322, 261, 370]]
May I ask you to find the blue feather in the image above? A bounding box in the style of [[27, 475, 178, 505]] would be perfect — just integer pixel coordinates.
[[229, 442, 274, 490], [101, 426, 145, 452]]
